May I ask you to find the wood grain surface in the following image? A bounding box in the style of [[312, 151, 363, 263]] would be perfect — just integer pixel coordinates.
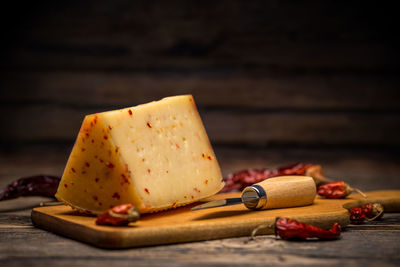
[[1, 1, 399, 265], [1, 146, 400, 266], [31, 190, 400, 248], [2, 104, 400, 146], [1, 1, 399, 148]]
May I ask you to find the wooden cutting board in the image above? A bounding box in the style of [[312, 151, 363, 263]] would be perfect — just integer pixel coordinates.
[[31, 190, 400, 248]]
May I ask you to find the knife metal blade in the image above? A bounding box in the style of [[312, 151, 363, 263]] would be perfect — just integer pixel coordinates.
[[191, 198, 243, 211], [191, 194, 260, 211]]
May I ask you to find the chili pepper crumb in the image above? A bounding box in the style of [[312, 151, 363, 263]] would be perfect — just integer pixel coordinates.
[[106, 162, 115, 169], [121, 174, 130, 184]]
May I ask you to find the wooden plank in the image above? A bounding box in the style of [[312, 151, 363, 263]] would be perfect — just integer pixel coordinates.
[[1, 224, 400, 266], [0, 214, 32, 229], [1, 72, 399, 110], [1, 105, 399, 145], [6, 43, 396, 71], [205, 110, 400, 146], [1, 1, 397, 71], [1, 145, 399, 192]]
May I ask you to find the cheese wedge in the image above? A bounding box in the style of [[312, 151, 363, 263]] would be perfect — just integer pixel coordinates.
[[55, 95, 224, 214]]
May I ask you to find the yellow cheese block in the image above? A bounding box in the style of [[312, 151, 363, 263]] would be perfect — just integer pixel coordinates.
[[56, 95, 224, 214]]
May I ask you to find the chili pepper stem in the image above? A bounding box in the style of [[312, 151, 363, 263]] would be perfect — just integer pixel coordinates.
[[250, 223, 274, 240], [108, 209, 140, 221], [313, 173, 332, 185], [305, 165, 333, 186], [40, 201, 64, 206], [352, 187, 367, 199], [366, 209, 384, 221]]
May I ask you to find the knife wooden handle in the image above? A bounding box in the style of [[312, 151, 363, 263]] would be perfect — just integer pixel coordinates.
[[242, 176, 316, 210]]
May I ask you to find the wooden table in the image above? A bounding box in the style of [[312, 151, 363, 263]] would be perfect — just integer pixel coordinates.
[[1, 145, 400, 266]]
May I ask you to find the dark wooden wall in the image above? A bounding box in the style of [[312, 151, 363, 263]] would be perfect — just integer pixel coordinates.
[[1, 0, 399, 148]]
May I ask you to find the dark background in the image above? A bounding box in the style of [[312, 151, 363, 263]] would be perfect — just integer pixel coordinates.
[[0, 1, 399, 189]]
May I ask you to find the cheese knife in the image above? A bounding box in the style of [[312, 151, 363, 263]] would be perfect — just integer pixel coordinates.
[[192, 176, 316, 211]]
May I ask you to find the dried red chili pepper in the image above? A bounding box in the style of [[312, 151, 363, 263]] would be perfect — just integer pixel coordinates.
[[275, 217, 341, 240], [362, 203, 384, 220], [349, 203, 384, 224], [349, 208, 366, 224], [0, 175, 61, 201], [96, 203, 140, 226], [317, 181, 366, 199], [221, 163, 332, 193]]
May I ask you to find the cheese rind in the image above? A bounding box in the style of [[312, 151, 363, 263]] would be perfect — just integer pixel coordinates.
[[56, 95, 224, 214]]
